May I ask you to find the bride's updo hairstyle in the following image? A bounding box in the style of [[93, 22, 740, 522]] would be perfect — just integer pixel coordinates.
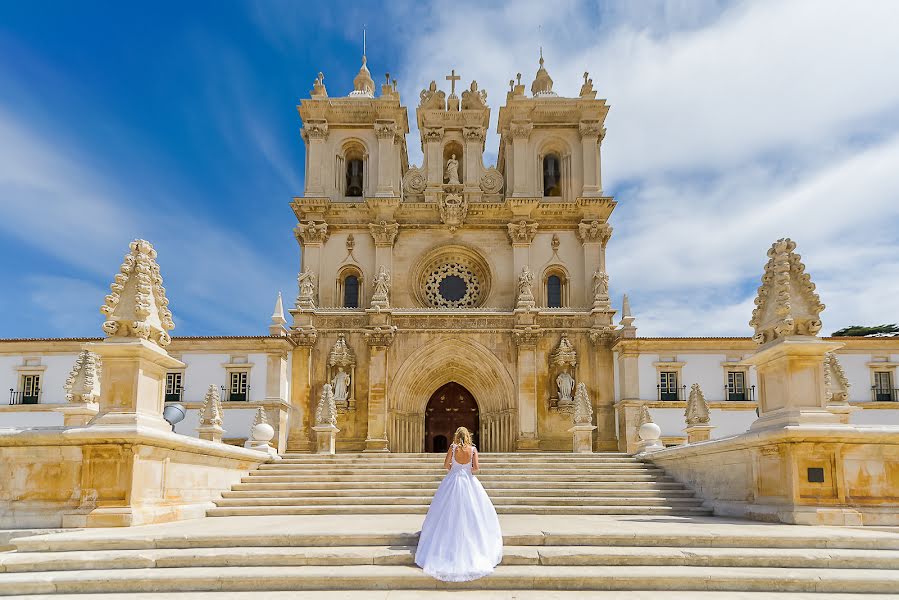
[[453, 426, 473, 447]]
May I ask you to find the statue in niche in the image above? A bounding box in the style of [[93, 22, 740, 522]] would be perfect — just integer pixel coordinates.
[[296, 270, 317, 308], [592, 268, 609, 300], [331, 366, 351, 407], [557, 370, 575, 406], [445, 154, 460, 185]]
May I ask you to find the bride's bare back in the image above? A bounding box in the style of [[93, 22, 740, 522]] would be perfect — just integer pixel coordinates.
[[444, 443, 479, 473]]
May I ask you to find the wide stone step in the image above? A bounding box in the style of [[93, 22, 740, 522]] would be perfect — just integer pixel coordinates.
[[279, 453, 634, 459], [5, 545, 899, 573], [266, 458, 644, 467], [206, 505, 713, 517], [220, 488, 698, 498], [214, 496, 705, 508], [241, 474, 674, 483], [2, 564, 898, 595], [229, 480, 689, 491], [250, 467, 661, 476]]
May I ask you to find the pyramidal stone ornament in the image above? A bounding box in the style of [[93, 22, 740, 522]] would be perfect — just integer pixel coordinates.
[[824, 351, 851, 404], [573, 383, 593, 426], [313, 383, 340, 454], [685, 383, 711, 426], [100, 239, 175, 347], [197, 385, 224, 443], [750, 238, 825, 345], [64, 350, 102, 404]]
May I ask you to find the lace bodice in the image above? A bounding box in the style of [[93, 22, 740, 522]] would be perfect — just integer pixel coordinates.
[[450, 443, 475, 472]]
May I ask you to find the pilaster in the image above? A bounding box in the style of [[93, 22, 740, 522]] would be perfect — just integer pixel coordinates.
[[363, 313, 396, 453], [302, 121, 329, 197], [286, 330, 316, 452], [510, 121, 533, 197], [513, 326, 541, 450]]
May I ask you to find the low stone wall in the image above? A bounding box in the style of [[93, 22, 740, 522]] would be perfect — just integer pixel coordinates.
[[647, 426, 899, 526], [0, 426, 267, 529]]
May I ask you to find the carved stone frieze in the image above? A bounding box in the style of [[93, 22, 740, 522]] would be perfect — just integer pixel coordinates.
[[423, 127, 444, 142], [578, 120, 604, 140], [509, 121, 533, 139], [294, 220, 329, 245], [374, 121, 398, 139], [303, 120, 329, 140], [513, 326, 541, 347], [364, 325, 398, 347], [577, 220, 612, 245], [479, 167, 504, 194], [507, 220, 538, 244], [289, 327, 318, 347], [750, 238, 825, 344], [463, 126, 487, 142], [369, 221, 399, 246]]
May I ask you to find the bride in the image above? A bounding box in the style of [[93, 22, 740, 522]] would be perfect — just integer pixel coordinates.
[[415, 426, 503, 581]]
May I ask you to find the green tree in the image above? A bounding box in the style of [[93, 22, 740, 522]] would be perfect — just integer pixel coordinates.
[[831, 324, 899, 337]]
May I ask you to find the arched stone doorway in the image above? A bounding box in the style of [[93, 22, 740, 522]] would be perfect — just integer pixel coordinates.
[[424, 382, 479, 452]]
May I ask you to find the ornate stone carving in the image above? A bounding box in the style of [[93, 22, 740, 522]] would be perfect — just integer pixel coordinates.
[[463, 126, 486, 143], [403, 166, 427, 195], [579, 120, 603, 139], [419, 81, 446, 110], [579, 72, 595, 98], [199, 385, 224, 429], [551, 234, 560, 252], [516, 266, 536, 309], [328, 334, 356, 412], [64, 350, 101, 404], [346, 234, 355, 253], [551, 334, 578, 368], [311, 72, 328, 98], [289, 327, 318, 347], [750, 238, 825, 344], [374, 121, 397, 139], [294, 220, 329, 245], [509, 121, 533, 139], [371, 266, 391, 309], [253, 405, 269, 427], [303, 120, 329, 140], [100, 239, 175, 347], [316, 383, 337, 427], [824, 351, 851, 403], [364, 325, 397, 347], [685, 383, 711, 426], [551, 334, 578, 410], [512, 326, 541, 347], [573, 383, 593, 425], [369, 221, 399, 246], [507, 220, 538, 244], [422, 127, 444, 142], [445, 154, 460, 185], [424, 262, 482, 308], [577, 220, 612, 245], [531, 53, 556, 97], [296, 270, 317, 309], [636, 403, 653, 438], [479, 167, 504, 194], [592, 268, 611, 309], [439, 193, 469, 232], [461, 81, 488, 110]]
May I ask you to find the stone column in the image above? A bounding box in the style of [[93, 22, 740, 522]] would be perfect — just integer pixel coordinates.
[[513, 328, 540, 450], [510, 121, 533, 197], [294, 221, 329, 295], [286, 333, 316, 452], [463, 126, 486, 191], [591, 336, 618, 451], [579, 121, 603, 197], [616, 349, 641, 452], [423, 127, 444, 197], [374, 120, 398, 197], [579, 221, 612, 307], [369, 221, 399, 284], [265, 351, 289, 453], [302, 121, 329, 197], [364, 326, 396, 452]]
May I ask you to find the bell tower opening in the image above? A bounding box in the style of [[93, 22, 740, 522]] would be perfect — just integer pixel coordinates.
[[424, 382, 479, 452]]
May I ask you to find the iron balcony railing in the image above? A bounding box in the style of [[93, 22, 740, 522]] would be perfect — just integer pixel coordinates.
[[871, 386, 899, 402], [221, 384, 251, 402], [725, 385, 756, 402], [657, 384, 686, 401], [9, 388, 41, 405], [164, 387, 185, 402]]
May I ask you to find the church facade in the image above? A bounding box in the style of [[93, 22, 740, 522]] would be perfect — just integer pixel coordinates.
[[1, 56, 898, 454]]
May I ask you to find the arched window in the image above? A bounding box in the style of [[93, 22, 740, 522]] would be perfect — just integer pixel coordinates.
[[338, 141, 367, 198], [543, 154, 562, 197], [343, 275, 360, 308], [547, 275, 562, 308], [345, 159, 364, 197]]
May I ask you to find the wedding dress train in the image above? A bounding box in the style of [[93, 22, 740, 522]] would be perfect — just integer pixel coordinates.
[[414, 444, 503, 582]]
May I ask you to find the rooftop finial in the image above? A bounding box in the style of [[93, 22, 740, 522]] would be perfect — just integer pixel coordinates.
[[363, 24, 366, 56], [531, 48, 556, 97]]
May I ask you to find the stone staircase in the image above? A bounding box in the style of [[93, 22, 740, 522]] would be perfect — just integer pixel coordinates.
[[3, 514, 899, 595], [208, 452, 712, 517]]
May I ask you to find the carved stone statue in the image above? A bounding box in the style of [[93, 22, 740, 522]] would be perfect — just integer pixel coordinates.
[[573, 382, 593, 425], [316, 383, 337, 427], [556, 370, 575, 406], [592, 269, 609, 300], [445, 154, 460, 185], [419, 80, 446, 110], [461, 80, 488, 110], [371, 266, 391, 309], [296, 270, 317, 309], [331, 366, 351, 407], [685, 383, 711, 426], [517, 266, 535, 304]]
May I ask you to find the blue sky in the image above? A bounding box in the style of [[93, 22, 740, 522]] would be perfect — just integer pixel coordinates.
[[1, 0, 897, 338]]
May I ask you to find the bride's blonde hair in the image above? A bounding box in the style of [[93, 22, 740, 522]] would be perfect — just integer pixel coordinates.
[[453, 426, 473, 447]]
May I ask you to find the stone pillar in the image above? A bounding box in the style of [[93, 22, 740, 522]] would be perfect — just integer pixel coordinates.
[[364, 325, 395, 452], [265, 351, 289, 453], [569, 424, 597, 453], [313, 424, 340, 454], [510, 121, 533, 197], [423, 127, 444, 197], [684, 424, 714, 444], [579, 121, 603, 197], [374, 120, 398, 197], [513, 328, 540, 450], [592, 339, 618, 451], [463, 126, 486, 191], [746, 337, 845, 431], [286, 334, 315, 452], [302, 121, 329, 196]]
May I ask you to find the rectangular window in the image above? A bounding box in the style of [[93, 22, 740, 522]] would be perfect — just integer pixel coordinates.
[[165, 372, 183, 402], [20, 374, 40, 404], [727, 371, 746, 401], [228, 371, 249, 401], [659, 371, 679, 401], [874, 371, 895, 402]]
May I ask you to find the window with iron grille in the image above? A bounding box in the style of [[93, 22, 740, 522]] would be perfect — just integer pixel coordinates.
[[727, 371, 746, 401], [659, 371, 678, 401], [165, 372, 183, 402], [874, 371, 894, 402], [228, 371, 249, 401], [20, 374, 40, 404]]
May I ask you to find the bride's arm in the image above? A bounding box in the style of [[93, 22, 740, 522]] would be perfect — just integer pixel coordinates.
[[471, 447, 480, 474], [444, 445, 453, 471]]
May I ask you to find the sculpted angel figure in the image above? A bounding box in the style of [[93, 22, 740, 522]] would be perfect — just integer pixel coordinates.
[[445, 154, 460, 185], [298, 270, 316, 299], [373, 266, 391, 298]]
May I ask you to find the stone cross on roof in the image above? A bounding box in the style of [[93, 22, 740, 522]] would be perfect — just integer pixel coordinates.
[[446, 69, 460, 96]]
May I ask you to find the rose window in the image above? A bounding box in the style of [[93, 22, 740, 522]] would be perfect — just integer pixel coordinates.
[[424, 262, 481, 308]]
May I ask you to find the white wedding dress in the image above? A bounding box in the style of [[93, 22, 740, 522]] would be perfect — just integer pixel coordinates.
[[415, 444, 503, 582]]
